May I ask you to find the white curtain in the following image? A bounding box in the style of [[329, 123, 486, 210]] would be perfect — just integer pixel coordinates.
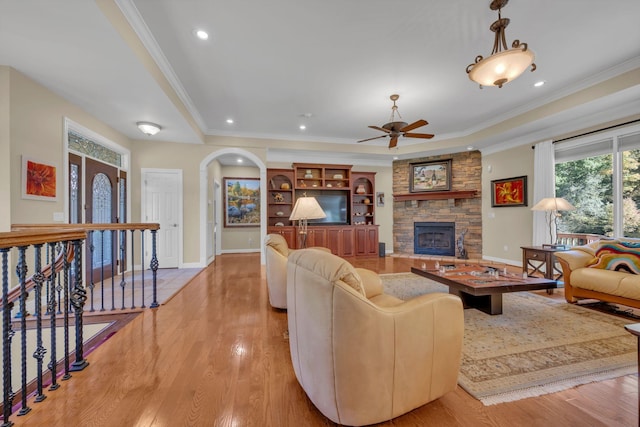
[[532, 140, 555, 245]]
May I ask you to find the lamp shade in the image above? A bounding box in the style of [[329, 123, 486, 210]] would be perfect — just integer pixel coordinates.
[[468, 48, 535, 88], [531, 197, 575, 212], [137, 121, 162, 136], [289, 196, 326, 221]]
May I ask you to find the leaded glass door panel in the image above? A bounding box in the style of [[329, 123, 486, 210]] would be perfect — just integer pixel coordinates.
[[86, 158, 118, 282]]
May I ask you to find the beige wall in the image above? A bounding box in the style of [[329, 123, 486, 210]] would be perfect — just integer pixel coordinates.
[[131, 139, 269, 263], [7, 67, 131, 225], [0, 67, 10, 231], [482, 144, 535, 264]]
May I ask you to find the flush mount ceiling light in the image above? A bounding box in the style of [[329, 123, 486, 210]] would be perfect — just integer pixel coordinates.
[[136, 121, 161, 136], [466, 0, 536, 88]]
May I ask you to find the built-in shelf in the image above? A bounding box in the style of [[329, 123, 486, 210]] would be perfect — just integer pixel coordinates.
[[392, 190, 478, 201]]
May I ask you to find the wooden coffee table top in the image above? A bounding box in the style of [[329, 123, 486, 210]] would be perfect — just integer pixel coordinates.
[[410, 264, 557, 296]]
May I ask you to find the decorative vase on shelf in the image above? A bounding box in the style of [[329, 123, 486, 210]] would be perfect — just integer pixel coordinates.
[[356, 184, 366, 194], [280, 182, 290, 190], [304, 169, 313, 179], [364, 198, 371, 205]]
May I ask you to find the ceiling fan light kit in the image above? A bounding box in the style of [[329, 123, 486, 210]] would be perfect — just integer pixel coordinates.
[[466, 0, 536, 88]]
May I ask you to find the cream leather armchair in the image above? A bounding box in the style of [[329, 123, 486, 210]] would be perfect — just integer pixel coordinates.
[[264, 233, 330, 309], [287, 249, 464, 426]]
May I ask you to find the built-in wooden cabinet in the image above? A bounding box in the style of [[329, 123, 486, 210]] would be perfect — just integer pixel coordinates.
[[267, 163, 378, 257], [352, 172, 376, 226], [267, 169, 294, 227], [326, 226, 356, 257], [355, 225, 379, 256], [293, 163, 351, 190]]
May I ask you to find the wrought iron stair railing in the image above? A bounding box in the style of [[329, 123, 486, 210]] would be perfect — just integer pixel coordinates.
[[0, 223, 159, 426]]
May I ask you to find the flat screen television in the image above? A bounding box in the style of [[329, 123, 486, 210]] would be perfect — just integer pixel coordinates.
[[305, 191, 349, 225]]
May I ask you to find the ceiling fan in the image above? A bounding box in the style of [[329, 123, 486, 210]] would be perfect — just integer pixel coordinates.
[[358, 94, 434, 149]]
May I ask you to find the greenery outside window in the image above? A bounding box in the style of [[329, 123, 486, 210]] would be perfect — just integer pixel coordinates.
[[554, 126, 640, 238]]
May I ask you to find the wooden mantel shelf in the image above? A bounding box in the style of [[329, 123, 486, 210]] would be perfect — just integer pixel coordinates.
[[393, 190, 478, 201]]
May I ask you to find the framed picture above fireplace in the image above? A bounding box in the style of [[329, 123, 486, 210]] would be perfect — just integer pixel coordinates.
[[491, 175, 528, 207], [410, 159, 452, 193]]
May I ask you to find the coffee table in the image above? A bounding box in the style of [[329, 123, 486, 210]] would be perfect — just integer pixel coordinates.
[[411, 264, 557, 315]]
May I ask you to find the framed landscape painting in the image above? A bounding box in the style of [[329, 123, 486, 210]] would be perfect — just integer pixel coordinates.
[[410, 159, 452, 193], [491, 176, 527, 207], [224, 177, 261, 227], [22, 156, 57, 201]]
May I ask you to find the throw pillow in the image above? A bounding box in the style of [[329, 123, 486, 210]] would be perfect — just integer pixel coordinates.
[[588, 241, 640, 274]]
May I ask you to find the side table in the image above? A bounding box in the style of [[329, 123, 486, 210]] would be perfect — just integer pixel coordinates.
[[521, 246, 566, 293]]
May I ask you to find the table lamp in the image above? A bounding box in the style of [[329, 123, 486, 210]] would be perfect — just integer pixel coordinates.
[[531, 197, 575, 246], [289, 195, 326, 248]]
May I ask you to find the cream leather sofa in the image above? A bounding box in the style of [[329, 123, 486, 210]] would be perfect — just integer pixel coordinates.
[[286, 248, 464, 426], [556, 239, 640, 309], [264, 233, 330, 309]]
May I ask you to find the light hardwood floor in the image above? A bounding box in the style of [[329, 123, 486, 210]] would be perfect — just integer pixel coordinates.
[[11, 253, 638, 426]]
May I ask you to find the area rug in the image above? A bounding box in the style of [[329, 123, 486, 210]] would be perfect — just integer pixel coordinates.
[[380, 272, 638, 405]]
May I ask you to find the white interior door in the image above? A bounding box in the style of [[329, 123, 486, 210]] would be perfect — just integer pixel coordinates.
[[142, 169, 182, 268]]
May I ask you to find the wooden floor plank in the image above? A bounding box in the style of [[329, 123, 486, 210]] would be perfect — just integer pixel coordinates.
[[9, 253, 639, 426]]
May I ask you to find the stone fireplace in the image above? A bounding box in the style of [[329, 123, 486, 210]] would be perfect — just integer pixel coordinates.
[[393, 151, 482, 258], [414, 222, 455, 256]]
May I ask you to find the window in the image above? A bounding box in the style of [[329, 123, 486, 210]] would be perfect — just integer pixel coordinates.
[[554, 125, 640, 238]]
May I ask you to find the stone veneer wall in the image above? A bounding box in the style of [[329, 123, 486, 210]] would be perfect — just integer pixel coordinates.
[[393, 151, 482, 258]]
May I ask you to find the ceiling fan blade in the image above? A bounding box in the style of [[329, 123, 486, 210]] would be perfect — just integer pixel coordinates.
[[404, 132, 435, 139], [368, 125, 391, 133], [400, 119, 428, 132], [388, 136, 399, 149], [357, 135, 388, 143]]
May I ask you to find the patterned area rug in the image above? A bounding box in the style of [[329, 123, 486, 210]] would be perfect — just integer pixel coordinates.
[[380, 272, 638, 405]]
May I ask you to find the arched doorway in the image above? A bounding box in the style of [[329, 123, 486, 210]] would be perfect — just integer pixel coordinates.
[[199, 148, 267, 266]]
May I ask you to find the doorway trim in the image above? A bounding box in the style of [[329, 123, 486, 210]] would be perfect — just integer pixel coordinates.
[[62, 117, 131, 224], [199, 148, 267, 266]]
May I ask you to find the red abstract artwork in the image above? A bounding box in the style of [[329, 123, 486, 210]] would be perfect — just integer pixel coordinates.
[[491, 176, 527, 207], [23, 158, 57, 200]]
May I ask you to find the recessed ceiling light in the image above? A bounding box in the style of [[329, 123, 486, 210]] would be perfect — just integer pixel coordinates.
[[534, 80, 546, 87], [467, 145, 474, 151], [299, 125, 306, 130], [393, 156, 399, 160], [226, 118, 234, 124], [237, 158, 243, 163], [195, 29, 209, 40]]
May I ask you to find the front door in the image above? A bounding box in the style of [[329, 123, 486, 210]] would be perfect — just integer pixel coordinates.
[[85, 158, 118, 282]]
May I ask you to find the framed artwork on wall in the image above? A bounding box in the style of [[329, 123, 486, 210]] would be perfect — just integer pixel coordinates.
[[491, 176, 528, 207], [410, 159, 452, 193], [224, 177, 261, 227], [21, 156, 58, 201]]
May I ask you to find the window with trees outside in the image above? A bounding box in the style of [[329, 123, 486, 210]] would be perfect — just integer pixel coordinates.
[[555, 126, 640, 239]]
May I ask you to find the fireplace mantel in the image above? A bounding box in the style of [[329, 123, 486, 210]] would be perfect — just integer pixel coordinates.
[[393, 190, 478, 202]]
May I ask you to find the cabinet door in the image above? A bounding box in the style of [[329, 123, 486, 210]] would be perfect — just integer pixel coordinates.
[[267, 226, 297, 248], [340, 227, 355, 257], [326, 227, 342, 255], [307, 227, 327, 248], [365, 226, 379, 256], [325, 226, 356, 256]]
